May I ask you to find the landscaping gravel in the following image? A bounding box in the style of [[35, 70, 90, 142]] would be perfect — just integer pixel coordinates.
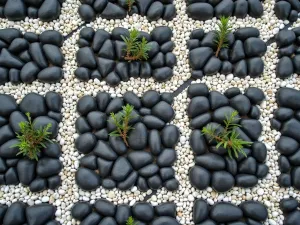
[[0, 0, 299, 224]]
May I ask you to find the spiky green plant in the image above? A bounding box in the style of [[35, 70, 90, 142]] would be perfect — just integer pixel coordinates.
[[121, 29, 151, 61], [109, 104, 137, 146], [126, 0, 135, 11], [202, 110, 252, 159], [11, 112, 52, 161], [126, 216, 138, 225], [214, 16, 232, 57]]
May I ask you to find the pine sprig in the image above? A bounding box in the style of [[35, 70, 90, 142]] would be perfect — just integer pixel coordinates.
[[109, 104, 137, 146], [126, 216, 138, 225], [126, 0, 135, 11], [121, 29, 151, 61], [202, 110, 252, 159], [11, 112, 52, 161], [214, 16, 232, 57]]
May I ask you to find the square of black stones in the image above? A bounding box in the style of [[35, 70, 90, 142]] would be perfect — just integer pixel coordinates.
[[0, 92, 63, 192], [188, 83, 269, 192], [186, 0, 263, 21], [75, 90, 180, 191], [75, 26, 176, 86], [0, 0, 63, 21], [78, 0, 176, 23], [271, 88, 300, 190], [0, 28, 64, 85], [188, 27, 267, 79], [274, 0, 299, 23], [280, 198, 300, 224], [0, 202, 60, 225], [275, 28, 300, 79], [193, 199, 268, 224], [72, 199, 180, 225]]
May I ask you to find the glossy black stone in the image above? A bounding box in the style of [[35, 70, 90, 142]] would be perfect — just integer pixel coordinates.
[[188, 83, 267, 192], [72, 200, 180, 225], [0, 93, 62, 192], [193, 200, 268, 224], [189, 27, 266, 78], [76, 27, 175, 86], [0, 29, 64, 85], [75, 91, 179, 191]]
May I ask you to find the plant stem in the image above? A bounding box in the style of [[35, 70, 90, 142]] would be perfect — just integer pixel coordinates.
[[215, 42, 222, 57]]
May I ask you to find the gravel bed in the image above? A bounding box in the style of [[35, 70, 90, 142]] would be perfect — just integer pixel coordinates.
[[0, 201, 60, 225], [0, 0, 300, 223], [72, 199, 180, 224], [75, 26, 176, 86]]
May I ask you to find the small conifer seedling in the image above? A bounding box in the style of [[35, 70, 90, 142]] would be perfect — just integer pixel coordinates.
[[11, 112, 52, 161], [121, 29, 151, 61], [109, 104, 137, 146], [126, 216, 138, 225], [214, 16, 232, 57], [202, 110, 252, 159], [126, 0, 135, 12]]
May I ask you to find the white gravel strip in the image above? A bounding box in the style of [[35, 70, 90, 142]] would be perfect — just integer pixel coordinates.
[[0, 0, 299, 224]]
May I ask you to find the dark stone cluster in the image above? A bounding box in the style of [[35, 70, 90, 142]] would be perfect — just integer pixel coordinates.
[[75, 26, 176, 86], [72, 199, 180, 225], [271, 88, 300, 189], [0, 0, 63, 21], [0, 92, 63, 192], [0, 28, 64, 85], [275, 29, 300, 79], [75, 90, 179, 191], [188, 27, 267, 79], [78, 0, 176, 22], [274, 0, 299, 22], [280, 198, 300, 225], [193, 199, 268, 224], [0, 202, 60, 225], [187, 0, 263, 21], [188, 84, 268, 192]]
